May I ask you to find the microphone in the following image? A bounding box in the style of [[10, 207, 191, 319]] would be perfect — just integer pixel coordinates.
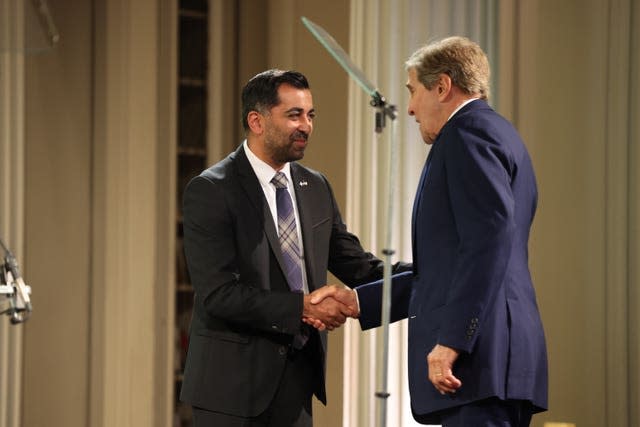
[[5, 251, 32, 323], [0, 238, 32, 324]]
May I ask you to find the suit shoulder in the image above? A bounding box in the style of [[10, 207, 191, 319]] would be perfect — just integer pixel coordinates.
[[449, 104, 522, 147], [198, 151, 237, 183], [453, 102, 509, 128], [183, 152, 238, 200]]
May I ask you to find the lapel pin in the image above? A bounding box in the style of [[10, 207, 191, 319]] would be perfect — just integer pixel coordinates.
[[299, 180, 308, 187]]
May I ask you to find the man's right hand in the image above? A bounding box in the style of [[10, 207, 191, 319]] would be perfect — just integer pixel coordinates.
[[302, 285, 359, 330]]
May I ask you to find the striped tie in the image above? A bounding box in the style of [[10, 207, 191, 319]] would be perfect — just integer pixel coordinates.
[[271, 172, 304, 293]]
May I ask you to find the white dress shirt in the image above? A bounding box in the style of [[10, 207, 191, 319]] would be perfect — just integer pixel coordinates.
[[243, 140, 310, 294]]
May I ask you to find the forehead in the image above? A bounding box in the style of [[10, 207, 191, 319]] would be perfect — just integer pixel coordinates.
[[274, 84, 313, 109], [406, 68, 420, 87]]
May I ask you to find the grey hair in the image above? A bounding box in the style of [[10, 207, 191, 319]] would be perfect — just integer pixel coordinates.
[[405, 36, 490, 101]]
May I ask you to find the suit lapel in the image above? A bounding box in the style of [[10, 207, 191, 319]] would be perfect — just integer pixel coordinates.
[[290, 163, 317, 292], [233, 146, 289, 283], [411, 141, 439, 276]]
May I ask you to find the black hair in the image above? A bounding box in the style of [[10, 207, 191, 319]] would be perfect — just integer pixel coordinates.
[[241, 69, 310, 131]]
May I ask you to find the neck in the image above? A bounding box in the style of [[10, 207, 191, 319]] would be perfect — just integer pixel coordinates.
[[246, 137, 284, 171]]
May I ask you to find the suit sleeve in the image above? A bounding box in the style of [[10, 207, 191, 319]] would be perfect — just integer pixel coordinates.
[[183, 175, 303, 336], [438, 124, 516, 353], [355, 271, 414, 330]]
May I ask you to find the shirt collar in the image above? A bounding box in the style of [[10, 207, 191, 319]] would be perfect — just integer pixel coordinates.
[[447, 98, 480, 122], [243, 140, 293, 188]]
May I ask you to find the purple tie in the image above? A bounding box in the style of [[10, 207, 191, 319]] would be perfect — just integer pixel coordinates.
[[272, 172, 304, 293]]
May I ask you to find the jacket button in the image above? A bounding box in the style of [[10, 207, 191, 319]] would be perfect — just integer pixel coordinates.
[[278, 346, 287, 356]]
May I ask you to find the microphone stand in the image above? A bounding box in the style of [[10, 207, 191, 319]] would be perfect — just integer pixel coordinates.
[[371, 91, 398, 427], [301, 17, 398, 427]]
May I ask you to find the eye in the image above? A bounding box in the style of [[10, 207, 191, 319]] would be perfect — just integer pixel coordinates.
[[308, 112, 316, 120]]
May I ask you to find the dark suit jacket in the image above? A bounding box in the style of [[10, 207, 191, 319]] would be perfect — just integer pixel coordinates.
[[357, 100, 548, 423], [179, 145, 391, 417]]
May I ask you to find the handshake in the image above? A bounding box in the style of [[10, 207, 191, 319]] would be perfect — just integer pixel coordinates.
[[302, 285, 359, 331]]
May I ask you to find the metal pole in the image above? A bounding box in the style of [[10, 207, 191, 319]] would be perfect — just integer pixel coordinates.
[[375, 115, 398, 427]]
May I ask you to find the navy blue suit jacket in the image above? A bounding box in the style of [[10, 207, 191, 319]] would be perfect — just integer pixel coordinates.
[[357, 100, 548, 422]]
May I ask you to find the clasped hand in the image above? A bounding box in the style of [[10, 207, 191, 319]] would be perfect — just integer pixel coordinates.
[[302, 285, 359, 331]]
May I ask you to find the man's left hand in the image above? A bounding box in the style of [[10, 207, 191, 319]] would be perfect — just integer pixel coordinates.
[[427, 344, 462, 394]]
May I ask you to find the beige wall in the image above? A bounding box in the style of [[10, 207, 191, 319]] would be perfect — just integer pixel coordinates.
[[506, 1, 639, 426], [518, 1, 607, 424]]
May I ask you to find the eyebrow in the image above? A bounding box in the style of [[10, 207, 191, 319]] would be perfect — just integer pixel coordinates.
[[285, 107, 315, 115]]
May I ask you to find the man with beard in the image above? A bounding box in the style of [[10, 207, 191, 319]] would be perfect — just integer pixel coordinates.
[[179, 69, 407, 427]]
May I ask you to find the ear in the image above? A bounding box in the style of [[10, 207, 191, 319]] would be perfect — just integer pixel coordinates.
[[247, 111, 264, 135], [437, 74, 453, 100]]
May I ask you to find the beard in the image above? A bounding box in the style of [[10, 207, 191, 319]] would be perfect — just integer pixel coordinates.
[[264, 129, 309, 165]]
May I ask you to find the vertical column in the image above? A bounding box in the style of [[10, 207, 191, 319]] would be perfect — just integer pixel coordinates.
[[0, 1, 24, 427], [629, 5, 640, 426], [605, 1, 632, 425], [156, 0, 177, 425], [627, 2, 640, 425], [209, 0, 237, 164], [90, 0, 159, 425], [267, 0, 295, 68]]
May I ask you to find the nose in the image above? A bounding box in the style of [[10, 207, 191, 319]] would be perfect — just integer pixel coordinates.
[[300, 115, 313, 133], [407, 100, 415, 116]]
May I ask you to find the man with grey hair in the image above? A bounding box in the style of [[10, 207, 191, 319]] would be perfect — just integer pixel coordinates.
[[313, 36, 548, 426]]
